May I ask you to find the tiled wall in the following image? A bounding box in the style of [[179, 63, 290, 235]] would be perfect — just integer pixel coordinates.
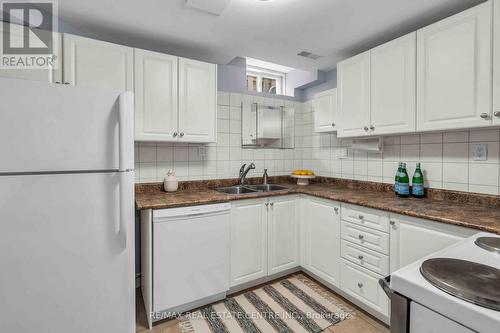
[[135, 92, 500, 196], [134, 91, 303, 183], [298, 101, 500, 196]]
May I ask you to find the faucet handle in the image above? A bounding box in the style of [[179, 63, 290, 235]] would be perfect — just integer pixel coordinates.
[[249, 163, 256, 169], [239, 164, 246, 176]]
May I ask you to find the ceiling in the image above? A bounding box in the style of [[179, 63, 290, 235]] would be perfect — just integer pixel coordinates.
[[57, 0, 485, 71]]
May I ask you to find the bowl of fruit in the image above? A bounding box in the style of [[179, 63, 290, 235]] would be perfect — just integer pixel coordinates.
[[291, 170, 316, 186]]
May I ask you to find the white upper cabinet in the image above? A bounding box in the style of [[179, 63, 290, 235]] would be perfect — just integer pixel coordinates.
[[0, 24, 62, 83], [134, 49, 178, 142], [494, 0, 500, 126], [313, 88, 337, 133], [178, 57, 217, 143], [63, 34, 133, 91], [416, 2, 492, 131], [267, 197, 298, 275], [337, 51, 371, 138], [371, 33, 416, 135]]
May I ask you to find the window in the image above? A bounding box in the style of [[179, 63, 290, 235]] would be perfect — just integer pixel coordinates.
[[246, 66, 285, 95]]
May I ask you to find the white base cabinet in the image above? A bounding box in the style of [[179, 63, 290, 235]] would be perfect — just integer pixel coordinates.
[[230, 196, 298, 287], [389, 214, 477, 272], [303, 197, 341, 287], [313, 89, 337, 133]]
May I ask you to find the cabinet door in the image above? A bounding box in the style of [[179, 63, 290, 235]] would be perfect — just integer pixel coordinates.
[[63, 34, 133, 91], [0, 24, 62, 83], [313, 89, 337, 133], [178, 58, 217, 143], [416, 2, 492, 131], [304, 197, 341, 287], [134, 49, 178, 142], [230, 199, 268, 287], [268, 196, 298, 275], [389, 214, 476, 272], [494, 0, 500, 126], [371, 33, 416, 135], [337, 51, 371, 138]]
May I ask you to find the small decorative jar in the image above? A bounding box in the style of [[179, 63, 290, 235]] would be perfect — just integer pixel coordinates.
[[164, 170, 178, 192]]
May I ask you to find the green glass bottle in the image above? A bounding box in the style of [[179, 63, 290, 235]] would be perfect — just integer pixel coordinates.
[[398, 163, 410, 198], [394, 163, 401, 195], [412, 163, 425, 198]]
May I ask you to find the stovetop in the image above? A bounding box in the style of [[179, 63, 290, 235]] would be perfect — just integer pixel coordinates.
[[390, 232, 500, 333], [475, 236, 500, 254], [420, 258, 500, 311]]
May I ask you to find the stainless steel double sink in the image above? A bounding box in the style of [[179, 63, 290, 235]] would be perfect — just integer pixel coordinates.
[[215, 184, 288, 195]]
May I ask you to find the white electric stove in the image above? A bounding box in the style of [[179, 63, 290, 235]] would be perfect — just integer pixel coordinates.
[[383, 232, 500, 333]]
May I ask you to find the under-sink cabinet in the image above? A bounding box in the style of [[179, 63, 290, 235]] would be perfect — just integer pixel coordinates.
[[230, 196, 299, 287]]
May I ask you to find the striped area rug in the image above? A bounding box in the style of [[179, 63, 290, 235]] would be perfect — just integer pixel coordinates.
[[179, 274, 353, 333]]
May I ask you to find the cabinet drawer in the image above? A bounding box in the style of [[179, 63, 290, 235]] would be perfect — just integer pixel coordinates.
[[342, 204, 390, 233], [340, 259, 389, 317], [341, 222, 389, 255], [341, 240, 389, 276]]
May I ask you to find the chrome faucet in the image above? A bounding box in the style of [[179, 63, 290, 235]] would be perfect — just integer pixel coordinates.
[[262, 169, 269, 185], [239, 163, 255, 185]]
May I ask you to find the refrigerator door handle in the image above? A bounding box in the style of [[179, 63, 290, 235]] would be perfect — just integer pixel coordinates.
[[118, 172, 131, 249], [118, 92, 134, 172]]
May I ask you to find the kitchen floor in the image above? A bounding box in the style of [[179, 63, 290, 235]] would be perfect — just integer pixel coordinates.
[[136, 273, 389, 333]]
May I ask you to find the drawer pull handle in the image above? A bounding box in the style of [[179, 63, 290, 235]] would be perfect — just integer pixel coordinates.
[[357, 282, 363, 288], [358, 215, 364, 220], [358, 255, 364, 260], [358, 234, 364, 240]]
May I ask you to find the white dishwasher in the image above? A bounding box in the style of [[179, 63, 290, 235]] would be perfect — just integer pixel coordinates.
[[152, 203, 231, 315]]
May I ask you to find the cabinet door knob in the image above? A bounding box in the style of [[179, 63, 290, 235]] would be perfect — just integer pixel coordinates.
[[390, 220, 396, 226], [358, 215, 364, 220], [370, 125, 375, 130], [494, 111, 500, 118], [358, 234, 364, 240], [334, 207, 339, 214], [173, 132, 178, 137], [270, 202, 274, 207], [331, 123, 336, 127], [179, 132, 184, 137], [358, 255, 364, 260], [265, 203, 269, 207], [357, 282, 363, 288], [364, 126, 369, 131], [480, 113, 489, 119]]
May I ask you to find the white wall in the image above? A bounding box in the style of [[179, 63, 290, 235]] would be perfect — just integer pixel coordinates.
[[134, 91, 302, 183], [298, 101, 500, 196]]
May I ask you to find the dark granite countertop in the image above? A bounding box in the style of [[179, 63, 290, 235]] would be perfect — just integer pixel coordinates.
[[135, 178, 500, 234]]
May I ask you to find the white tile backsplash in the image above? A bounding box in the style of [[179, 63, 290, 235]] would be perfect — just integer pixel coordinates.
[[135, 92, 500, 196], [135, 91, 301, 183]]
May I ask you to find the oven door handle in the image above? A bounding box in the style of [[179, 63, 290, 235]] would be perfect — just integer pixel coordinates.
[[379, 275, 392, 297]]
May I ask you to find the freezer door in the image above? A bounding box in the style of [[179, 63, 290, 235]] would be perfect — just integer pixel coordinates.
[[0, 78, 134, 173], [0, 172, 135, 333]]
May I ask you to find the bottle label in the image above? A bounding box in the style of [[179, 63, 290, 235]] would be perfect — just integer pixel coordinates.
[[399, 183, 410, 195], [412, 184, 424, 196]]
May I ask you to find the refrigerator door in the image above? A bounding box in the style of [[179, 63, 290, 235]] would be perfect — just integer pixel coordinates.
[[0, 171, 135, 333], [0, 78, 134, 173]]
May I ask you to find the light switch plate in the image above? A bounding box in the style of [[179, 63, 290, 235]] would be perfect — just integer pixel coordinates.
[[472, 144, 488, 161]]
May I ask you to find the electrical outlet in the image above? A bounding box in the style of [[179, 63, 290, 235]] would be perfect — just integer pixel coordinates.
[[472, 144, 487, 161], [335, 148, 349, 159], [198, 146, 207, 159]]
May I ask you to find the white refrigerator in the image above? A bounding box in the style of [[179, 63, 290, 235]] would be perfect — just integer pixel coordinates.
[[0, 78, 135, 333]]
